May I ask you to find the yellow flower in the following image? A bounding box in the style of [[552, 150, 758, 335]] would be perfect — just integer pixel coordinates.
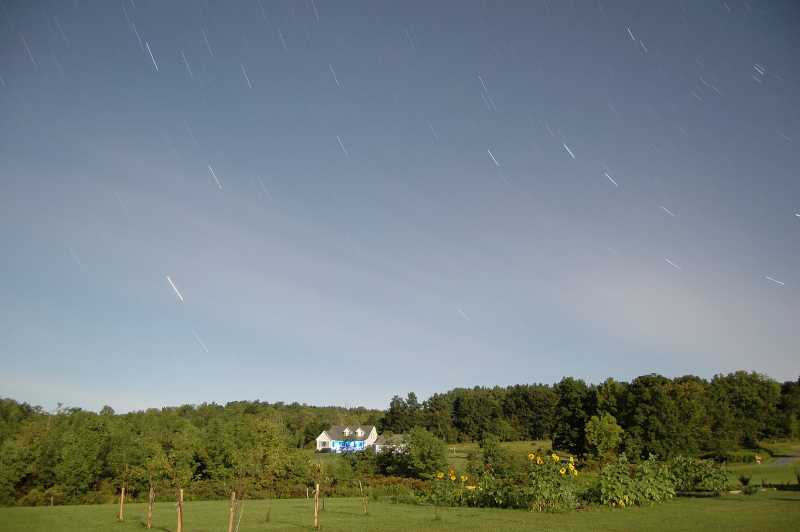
[[461, 476, 467, 482], [569, 456, 574, 463], [568, 464, 575, 471], [573, 470, 578, 476], [552, 454, 559, 461], [559, 467, 566, 474], [449, 469, 455, 475], [536, 457, 543, 464], [528, 453, 535, 460], [437, 472, 444, 478], [450, 475, 456, 481]]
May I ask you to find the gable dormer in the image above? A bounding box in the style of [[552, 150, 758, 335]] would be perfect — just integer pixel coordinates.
[[342, 427, 351, 437], [356, 427, 364, 437]]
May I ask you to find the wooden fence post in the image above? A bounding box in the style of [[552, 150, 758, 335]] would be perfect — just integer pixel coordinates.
[[119, 486, 125, 522], [147, 486, 154, 530], [313, 483, 320, 530], [177, 488, 184, 532], [228, 492, 236, 532]]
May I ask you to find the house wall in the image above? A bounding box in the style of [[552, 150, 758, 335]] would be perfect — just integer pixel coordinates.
[[316, 433, 332, 451]]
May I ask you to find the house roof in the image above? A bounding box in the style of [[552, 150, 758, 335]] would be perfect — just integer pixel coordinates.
[[323, 425, 375, 442], [374, 434, 405, 445]]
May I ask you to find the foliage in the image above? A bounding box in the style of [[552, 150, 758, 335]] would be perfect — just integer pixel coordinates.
[[709, 372, 782, 448], [596, 454, 674, 507], [551, 378, 594, 456], [672, 456, 733, 492], [1, 370, 798, 506], [424, 449, 580, 512], [378, 394, 422, 435], [403, 427, 449, 479], [585, 413, 624, 461]]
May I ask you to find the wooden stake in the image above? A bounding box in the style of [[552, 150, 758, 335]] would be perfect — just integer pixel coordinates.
[[313, 483, 320, 530], [266, 483, 272, 522], [359, 480, 368, 515], [177, 488, 184, 532], [228, 492, 236, 532], [119, 486, 125, 522], [147, 486, 154, 529]]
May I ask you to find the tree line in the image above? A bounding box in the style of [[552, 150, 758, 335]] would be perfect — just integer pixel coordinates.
[[0, 399, 382, 506], [0, 371, 797, 506], [377, 371, 800, 458]]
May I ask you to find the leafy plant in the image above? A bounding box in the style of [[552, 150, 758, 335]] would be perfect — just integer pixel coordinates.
[[672, 456, 733, 492], [422, 452, 580, 512], [737, 474, 751, 486], [596, 454, 675, 507]]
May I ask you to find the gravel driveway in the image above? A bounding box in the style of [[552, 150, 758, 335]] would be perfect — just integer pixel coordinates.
[[768, 451, 800, 467]]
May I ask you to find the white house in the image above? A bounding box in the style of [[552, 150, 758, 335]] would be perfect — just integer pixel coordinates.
[[315, 425, 378, 453]]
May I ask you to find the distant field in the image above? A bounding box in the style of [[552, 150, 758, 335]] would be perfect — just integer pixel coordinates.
[[2, 491, 799, 532]]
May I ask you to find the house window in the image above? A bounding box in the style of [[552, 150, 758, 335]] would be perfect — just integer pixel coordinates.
[[343, 428, 351, 436]]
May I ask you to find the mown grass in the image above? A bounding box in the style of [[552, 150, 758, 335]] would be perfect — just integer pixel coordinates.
[[727, 464, 799, 487], [2, 491, 799, 532]]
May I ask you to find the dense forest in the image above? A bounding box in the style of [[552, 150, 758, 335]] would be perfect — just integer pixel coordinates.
[[1, 371, 798, 506]]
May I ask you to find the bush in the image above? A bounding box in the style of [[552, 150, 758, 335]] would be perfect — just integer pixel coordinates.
[[672, 456, 733, 492], [596, 454, 674, 507]]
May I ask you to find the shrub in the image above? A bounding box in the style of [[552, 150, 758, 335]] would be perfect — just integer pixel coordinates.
[[596, 454, 675, 507], [672, 456, 733, 492]]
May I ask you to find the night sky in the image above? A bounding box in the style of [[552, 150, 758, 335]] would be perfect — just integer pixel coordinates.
[[1, 1, 798, 413]]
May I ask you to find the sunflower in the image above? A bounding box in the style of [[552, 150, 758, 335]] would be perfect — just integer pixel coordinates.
[[528, 453, 535, 460], [450, 475, 456, 481], [568, 463, 575, 471], [461, 476, 467, 482], [569, 456, 574, 463], [552, 453, 559, 461], [559, 467, 566, 474], [536, 457, 543, 464], [437, 472, 444, 478], [449, 469, 455, 475]]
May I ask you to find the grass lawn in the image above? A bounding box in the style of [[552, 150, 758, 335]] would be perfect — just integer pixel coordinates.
[[727, 464, 800, 487], [2, 491, 799, 532]]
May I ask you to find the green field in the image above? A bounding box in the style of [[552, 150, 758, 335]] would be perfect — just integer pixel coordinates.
[[2, 491, 799, 532]]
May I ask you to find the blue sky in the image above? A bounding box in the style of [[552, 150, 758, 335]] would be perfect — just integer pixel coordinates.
[[1, 1, 798, 413]]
